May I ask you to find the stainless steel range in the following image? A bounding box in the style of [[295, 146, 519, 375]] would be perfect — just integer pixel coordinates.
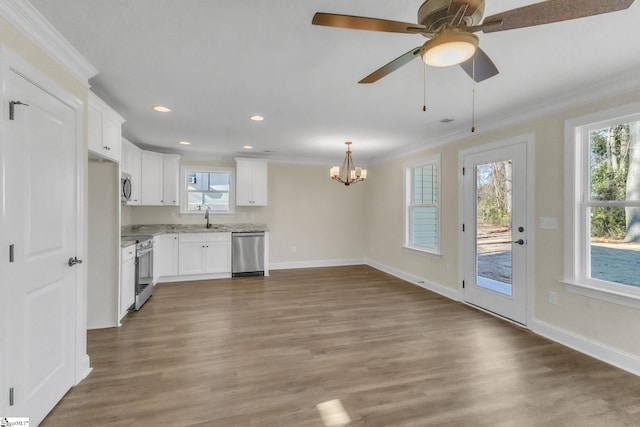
[[123, 235, 154, 310]]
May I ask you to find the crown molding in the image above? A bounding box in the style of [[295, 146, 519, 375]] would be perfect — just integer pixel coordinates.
[[0, 0, 97, 86], [370, 67, 640, 166]]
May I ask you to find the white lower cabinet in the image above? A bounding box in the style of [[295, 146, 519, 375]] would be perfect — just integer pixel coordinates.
[[178, 233, 231, 275], [156, 234, 179, 277], [120, 245, 136, 320]]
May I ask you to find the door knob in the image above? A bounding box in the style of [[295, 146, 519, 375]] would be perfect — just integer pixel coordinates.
[[68, 256, 83, 266], [513, 239, 525, 245]]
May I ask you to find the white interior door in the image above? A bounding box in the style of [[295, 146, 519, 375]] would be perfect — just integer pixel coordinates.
[[3, 67, 79, 424], [462, 142, 529, 324]]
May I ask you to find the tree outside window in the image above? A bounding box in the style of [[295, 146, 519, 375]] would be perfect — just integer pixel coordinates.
[[586, 119, 640, 287]]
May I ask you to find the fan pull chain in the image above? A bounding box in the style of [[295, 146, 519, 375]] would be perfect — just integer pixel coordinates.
[[423, 63, 427, 112], [471, 56, 476, 133]]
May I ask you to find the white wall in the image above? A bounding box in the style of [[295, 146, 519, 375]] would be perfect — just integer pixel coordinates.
[[87, 160, 120, 328]]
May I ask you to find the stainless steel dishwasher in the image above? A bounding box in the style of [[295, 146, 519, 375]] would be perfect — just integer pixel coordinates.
[[232, 232, 265, 277]]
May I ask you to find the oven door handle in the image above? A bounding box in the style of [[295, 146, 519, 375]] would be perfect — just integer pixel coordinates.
[[137, 247, 154, 257]]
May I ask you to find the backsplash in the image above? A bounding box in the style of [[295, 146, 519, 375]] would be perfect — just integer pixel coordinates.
[[121, 205, 268, 226]]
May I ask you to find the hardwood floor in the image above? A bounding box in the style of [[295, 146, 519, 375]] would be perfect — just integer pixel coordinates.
[[42, 266, 640, 426]]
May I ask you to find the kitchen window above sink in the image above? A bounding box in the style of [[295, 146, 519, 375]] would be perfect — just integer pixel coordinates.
[[180, 165, 235, 215]]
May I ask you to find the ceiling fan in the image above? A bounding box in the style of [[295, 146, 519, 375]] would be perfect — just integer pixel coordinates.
[[312, 0, 635, 84]]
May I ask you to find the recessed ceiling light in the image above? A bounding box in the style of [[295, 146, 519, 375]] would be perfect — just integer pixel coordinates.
[[179, 141, 191, 145], [243, 145, 253, 150], [250, 115, 264, 121], [153, 105, 171, 113]]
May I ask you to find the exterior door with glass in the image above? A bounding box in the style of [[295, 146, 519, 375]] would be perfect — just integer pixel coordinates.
[[462, 141, 528, 324]]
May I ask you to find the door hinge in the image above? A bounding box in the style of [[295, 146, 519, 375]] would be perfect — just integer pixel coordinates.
[[9, 244, 14, 262], [462, 224, 465, 232], [9, 100, 29, 120], [9, 387, 14, 406], [462, 167, 465, 175], [462, 280, 465, 289]]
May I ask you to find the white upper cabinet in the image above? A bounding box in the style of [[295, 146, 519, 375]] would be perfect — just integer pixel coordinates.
[[235, 157, 268, 206], [122, 138, 142, 205], [163, 154, 180, 206], [88, 92, 124, 163], [139, 150, 181, 206], [140, 150, 164, 205]]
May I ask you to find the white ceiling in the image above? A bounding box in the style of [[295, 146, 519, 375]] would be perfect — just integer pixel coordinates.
[[29, 0, 640, 164]]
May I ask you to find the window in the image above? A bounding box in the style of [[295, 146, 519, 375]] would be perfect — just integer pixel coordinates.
[[180, 165, 235, 214], [404, 155, 441, 255], [565, 103, 640, 307]]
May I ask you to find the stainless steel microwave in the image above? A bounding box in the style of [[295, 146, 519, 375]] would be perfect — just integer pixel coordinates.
[[121, 173, 132, 202]]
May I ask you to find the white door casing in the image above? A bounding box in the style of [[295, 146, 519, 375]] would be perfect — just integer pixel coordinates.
[[1, 50, 85, 425], [460, 138, 534, 325]]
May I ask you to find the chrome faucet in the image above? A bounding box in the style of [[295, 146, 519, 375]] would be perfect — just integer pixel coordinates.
[[205, 207, 211, 228]]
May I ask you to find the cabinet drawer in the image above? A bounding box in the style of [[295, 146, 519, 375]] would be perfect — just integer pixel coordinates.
[[121, 245, 136, 263], [179, 233, 205, 243], [204, 232, 231, 242]]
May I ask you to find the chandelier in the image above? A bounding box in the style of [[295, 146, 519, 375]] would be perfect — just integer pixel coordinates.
[[329, 141, 367, 186]]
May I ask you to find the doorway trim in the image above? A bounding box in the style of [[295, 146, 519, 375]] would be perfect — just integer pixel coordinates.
[[457, 133, 536, 326]]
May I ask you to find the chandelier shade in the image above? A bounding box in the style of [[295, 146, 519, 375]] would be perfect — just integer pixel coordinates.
[[330, 141, 367, 186]]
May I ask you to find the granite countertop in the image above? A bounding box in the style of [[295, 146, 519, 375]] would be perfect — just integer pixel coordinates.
[[121, 223, 269, 237], [121, 240, 136, 248]]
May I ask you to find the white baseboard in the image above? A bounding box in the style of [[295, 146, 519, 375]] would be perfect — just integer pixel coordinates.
[[75, 354, 92, 385], [530, 318, 640, 377], [366, 259, 461, 301], [269, 258, 367, 270]]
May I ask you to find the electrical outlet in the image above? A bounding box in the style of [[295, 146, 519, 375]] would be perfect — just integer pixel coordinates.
[[548, 291, 558, 305]]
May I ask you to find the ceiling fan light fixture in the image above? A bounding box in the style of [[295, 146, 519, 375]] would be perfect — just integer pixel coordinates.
[[421, 28, 478, 67]]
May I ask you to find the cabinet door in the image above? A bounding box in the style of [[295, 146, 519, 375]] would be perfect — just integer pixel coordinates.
[[203, 242, 230, 273], [129, 145, 142, 205], [120, 257, 135, 318], [121, 139, 132, 174], [250, 160, 268, 206], [141, 151, 164, 205], [163, 154, 180, 206], [88, 93, 123, 163], [87, 103, 102, 154], [102, 114, 121, 162], [178, 242, 205, 275], [156, 234, 179, 277], [235, 158, 268, 206], [235, 160, 252, 206]]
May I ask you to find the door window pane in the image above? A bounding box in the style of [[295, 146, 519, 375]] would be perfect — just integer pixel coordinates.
[[475, 161, 513, 296]]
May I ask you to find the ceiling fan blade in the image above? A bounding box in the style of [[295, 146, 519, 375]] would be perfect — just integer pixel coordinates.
[[459, 48, 499, 82], [473, 0, 635, 33], [312, 13, 426, 34], [449, 0, 483, 17], [359, 47, 422, 84]]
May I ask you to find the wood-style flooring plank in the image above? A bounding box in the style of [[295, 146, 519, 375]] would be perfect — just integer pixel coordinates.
[[42, 266, 640, 426]]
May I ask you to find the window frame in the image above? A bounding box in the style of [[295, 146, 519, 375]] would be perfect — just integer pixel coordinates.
[[564, 102, 640, 309], [403, 154, 441, 256], [179, 165, 236, 216]]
